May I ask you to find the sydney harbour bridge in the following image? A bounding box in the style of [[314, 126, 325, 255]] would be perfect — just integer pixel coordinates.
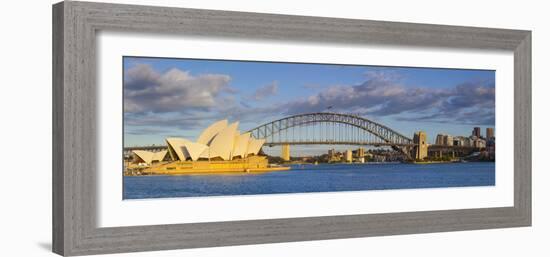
[[246, 112, 416, 160], [124, 112, 477, 161]]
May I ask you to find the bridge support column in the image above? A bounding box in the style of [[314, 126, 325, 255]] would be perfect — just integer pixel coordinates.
[[282, 144, 290, 161], [413, 131, 428, 160], [345, 150, 353, 163]]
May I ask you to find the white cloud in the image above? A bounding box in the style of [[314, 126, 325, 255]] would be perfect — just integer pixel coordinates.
[[124, 64, 234, 113]]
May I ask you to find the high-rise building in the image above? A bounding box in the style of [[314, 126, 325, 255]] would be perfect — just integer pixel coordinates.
[[486, 127, 494, 139], [413, 131, 428, 160], [357, 147, 365, 158], [435, 134, 446, 145], [435, 134, 453, 146], [444, 135, 453, 146], [472, 127, 481, 138]]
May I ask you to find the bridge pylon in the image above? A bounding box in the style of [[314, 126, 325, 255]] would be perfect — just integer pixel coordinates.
[[282, 144, 290, 161], [413, 131, 428, 160]]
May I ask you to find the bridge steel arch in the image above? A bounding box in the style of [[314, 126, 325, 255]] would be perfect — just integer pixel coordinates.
[[247, 112, 415, 158]]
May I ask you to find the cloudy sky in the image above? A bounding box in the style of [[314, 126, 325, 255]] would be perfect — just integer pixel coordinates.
[[123, 56, 495, 154]]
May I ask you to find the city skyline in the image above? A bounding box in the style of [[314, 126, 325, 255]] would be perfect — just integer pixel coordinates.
[[124, 56, 496, 154]]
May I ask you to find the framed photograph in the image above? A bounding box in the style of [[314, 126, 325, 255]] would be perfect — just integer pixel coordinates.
[[53, 1, 531, 256]]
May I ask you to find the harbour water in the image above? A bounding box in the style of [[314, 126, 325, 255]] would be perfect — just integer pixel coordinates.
[[123, 162, 495, 199]]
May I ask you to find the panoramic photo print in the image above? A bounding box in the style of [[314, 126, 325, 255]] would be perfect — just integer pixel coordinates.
[[122, 56, 496, 199]]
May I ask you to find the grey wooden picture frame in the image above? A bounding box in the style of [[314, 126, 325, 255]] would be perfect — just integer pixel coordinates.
[[52, 1, 531, 256]]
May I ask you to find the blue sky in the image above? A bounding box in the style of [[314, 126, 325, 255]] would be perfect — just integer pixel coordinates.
[[123, 56, 495, 155]]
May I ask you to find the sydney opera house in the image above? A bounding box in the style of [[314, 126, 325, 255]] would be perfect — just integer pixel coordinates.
[[127, 120, 288, 175]]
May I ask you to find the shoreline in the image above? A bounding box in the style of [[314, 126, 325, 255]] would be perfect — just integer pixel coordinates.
[[125, 166, 290, 176], [125, 160, 495, 176], [279, 161, 493, 165]]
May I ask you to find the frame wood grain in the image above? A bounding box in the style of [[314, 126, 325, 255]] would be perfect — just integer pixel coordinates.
[[52, 1, 531, 256]]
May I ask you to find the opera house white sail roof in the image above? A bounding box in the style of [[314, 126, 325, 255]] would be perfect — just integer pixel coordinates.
[[132, 150, 168, 165], [134, 119, 265, 163]]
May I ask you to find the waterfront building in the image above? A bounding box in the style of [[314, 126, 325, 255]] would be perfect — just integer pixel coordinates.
[[413, 131, 428, 160], [453, 137, 464, 146], [372, 155, 386, 162], [486, 127, 494, 139], [452, 136, 471, 146], [435, 134, 453, 146], [196, 119, 227, 145], [473, 138, 486, 148], [435, 134, 446, 145], [357, 147, 365, 158], [165, 120, 265, 161], [463, 137, 473, 147], [125, 120, 292, 176], [444, 135, 453, 146], [328, 149, 336, 159], [233, 132, 252, 158], [345, 150, 353, 163], [328, 149, 344, 162], [472, 127, 481, 138], [132, 150, 168, 165], [165, 137, 205, 162]]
